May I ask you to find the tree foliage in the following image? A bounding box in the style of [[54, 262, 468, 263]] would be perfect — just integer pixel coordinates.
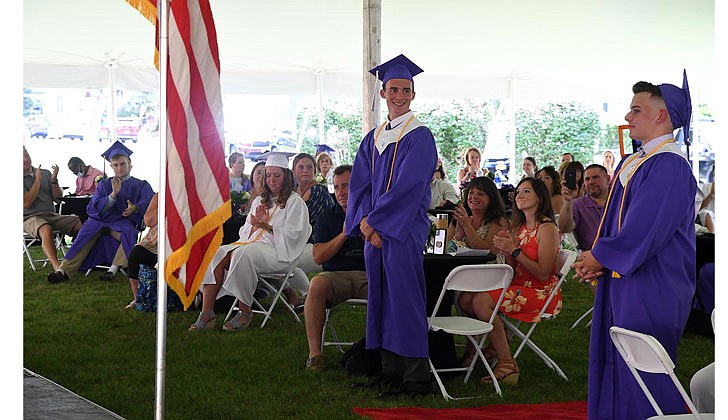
[[417, 99, 494, 181], [515, 102, 601, 167]]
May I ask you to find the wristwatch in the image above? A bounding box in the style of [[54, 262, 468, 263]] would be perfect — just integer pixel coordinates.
[[511, 248, 521, 258]]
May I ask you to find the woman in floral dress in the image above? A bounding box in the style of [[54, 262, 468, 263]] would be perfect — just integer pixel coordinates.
[[466, 177, 560, 385]]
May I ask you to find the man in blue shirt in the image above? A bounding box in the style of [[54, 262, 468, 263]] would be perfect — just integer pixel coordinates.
[[304, 165, 367, 371]]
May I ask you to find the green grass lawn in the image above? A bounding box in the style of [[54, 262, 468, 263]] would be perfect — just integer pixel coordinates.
[[23, 247, 714, 419]]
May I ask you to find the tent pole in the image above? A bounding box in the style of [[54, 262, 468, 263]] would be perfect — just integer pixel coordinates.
[[317, 70, 325, 146], [106, 60, 117, 142], [154, 0, 169, 419], [362, 0, 381, 135], [508, 75, 517, 181]]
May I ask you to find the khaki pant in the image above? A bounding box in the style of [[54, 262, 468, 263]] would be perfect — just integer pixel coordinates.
[[58, 230, 127, 273]]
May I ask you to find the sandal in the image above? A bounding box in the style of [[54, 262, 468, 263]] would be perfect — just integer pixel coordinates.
[[124, 300, 137, 309], [481, 358, 519, 386], [222, 310, 252, 331], [188, 311, 216, 331], [305, 355, 325, 371]]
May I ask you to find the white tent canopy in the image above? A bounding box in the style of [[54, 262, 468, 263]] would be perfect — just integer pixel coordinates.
[[24, 0, 716, 105]]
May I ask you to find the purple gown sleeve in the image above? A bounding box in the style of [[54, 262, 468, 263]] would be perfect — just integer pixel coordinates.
[[592, 154, 697, 277], [366, 127, 437, 243], [345, 130, 375, 237]]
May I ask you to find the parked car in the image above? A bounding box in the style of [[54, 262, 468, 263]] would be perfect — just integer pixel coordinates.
[[99, 118, 141, 143], [26, 115, 50, 138], [240, 131, 297, 161]]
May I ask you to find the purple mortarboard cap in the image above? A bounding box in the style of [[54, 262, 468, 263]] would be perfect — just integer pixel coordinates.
[[658, 70, 692, 144], [315, 144, 335, 154], [369, 54, 424, 86], [101, 141, 133, 162]]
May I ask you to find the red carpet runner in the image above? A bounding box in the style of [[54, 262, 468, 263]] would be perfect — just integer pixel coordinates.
[[354, 400, 587, 420]]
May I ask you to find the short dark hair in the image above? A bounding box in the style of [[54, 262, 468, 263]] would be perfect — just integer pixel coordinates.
[[632, 81, 663, 98], [333, 164, 352, 177], [68, 157, 85, 172], [524, 156, 537, 168], [584, 164, 608, 175]]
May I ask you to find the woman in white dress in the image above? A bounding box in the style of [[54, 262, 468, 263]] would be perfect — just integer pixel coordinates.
[[189, 153, 311, 331]]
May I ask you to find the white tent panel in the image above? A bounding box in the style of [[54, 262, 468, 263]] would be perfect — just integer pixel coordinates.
[[24, 0, 715, 103]]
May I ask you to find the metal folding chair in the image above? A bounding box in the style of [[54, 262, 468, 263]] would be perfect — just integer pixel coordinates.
[[223, 257, 303, 328], [22, 201, 69, 271], [428, 263, 514, 400], [609, 326, 714, 419], [499, 249, 577, 381], [321, 298, 368, 353]]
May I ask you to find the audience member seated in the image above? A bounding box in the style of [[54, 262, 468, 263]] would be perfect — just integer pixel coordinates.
[[601, 150, 617, 180], [561, 152, 574, 164], [521, 156, 537, 180], [558, 164, 610, 251], [293, 152, 335, 279], [189, 153, 311, 331], [536, 165, 564, 216], [446, 176, 508, 256], [67, 156, 105, 196], [124, 193, 158, 308], [429, 158, 459, 211], [47, 141, 155, 283], [316, 151, 335, 194], [447, 176, 509, 366], [559, 160, 585, 197], [23, 146, 82, 272], [457, 147, 486, 190], [243, 161, 266, 214], [460, 177, 560, 386], [304, 165, 367, 371], [697, 164, 715, 233], [228, 152, 250, 193]]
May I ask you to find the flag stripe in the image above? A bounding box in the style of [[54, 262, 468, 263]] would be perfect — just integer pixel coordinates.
[[128, 0, 231, 309]]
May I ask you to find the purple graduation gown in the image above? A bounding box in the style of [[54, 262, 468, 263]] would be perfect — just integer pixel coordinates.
[[588, 150, 696, 419], [64, 176, 155, 271], [345, 124, 437, 358]]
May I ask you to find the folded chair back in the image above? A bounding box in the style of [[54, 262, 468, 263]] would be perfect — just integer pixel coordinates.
[[609, 326, 710, 419]]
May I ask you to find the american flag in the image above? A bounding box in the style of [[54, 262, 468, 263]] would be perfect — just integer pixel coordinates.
[[126, 0, 230, 309]]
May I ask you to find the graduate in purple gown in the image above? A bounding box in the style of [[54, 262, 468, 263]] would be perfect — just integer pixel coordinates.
[[573, 72, 697, 419], [48, 141, 155, 283], [345, 54, 438, 397]]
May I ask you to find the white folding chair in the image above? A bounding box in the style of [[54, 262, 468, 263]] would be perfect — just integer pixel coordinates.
[[570, 306, 593, 330], [499, 249, 577, 381], [22, 201, 68, 271], [321, 298, 368, 353], [428, 263, 514, 400], [609, 326, 714, 420], [224, 257, 303, 328]]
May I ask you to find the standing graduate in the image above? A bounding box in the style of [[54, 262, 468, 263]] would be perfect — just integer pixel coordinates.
[[345, 54, 438, 398], [573, 71, 697, 419]]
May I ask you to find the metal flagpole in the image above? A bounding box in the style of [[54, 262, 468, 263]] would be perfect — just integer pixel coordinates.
[[154, 0, 169, 418]]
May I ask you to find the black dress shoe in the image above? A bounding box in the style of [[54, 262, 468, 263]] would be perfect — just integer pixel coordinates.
[[99, 271, 115, 281], [351, 374, 401, 391], [47, 271, 69, 284], [378, 380, 436, 399]]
